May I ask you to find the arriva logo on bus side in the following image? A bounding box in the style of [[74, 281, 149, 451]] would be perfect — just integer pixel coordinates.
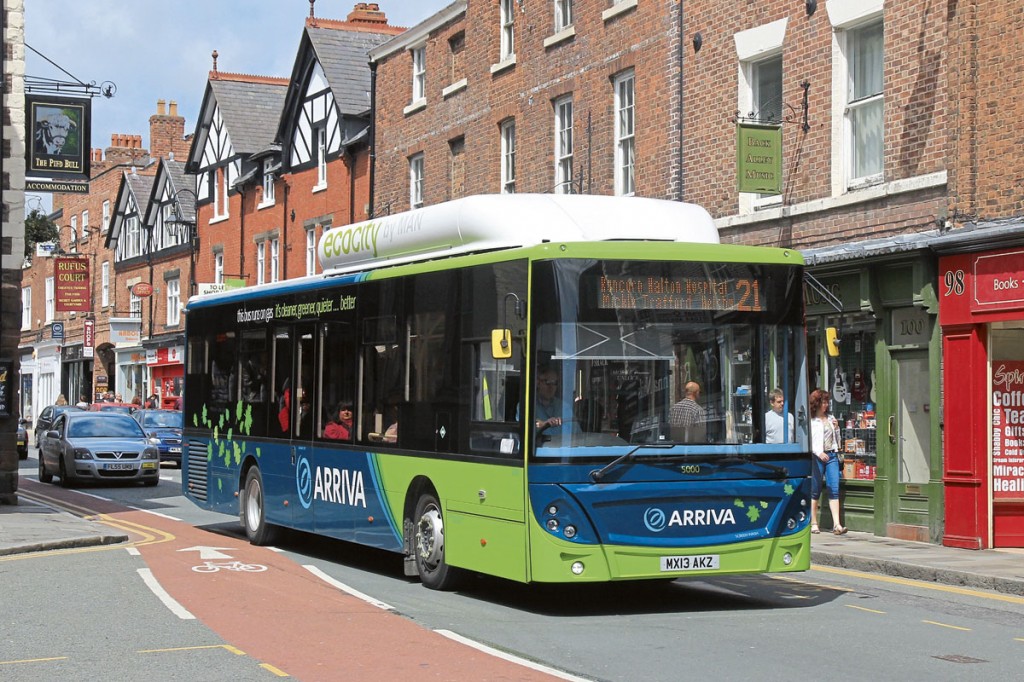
[[643, 507, 737, 532], [296, 456, 367, 509], [322, 221, 381, 259]]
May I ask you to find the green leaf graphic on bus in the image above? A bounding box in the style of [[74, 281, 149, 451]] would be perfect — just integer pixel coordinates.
[[746, 506, 761, 523], [784, 483, 794, 496], [733, 498, 744, 508], [194, 400, 262, 474]]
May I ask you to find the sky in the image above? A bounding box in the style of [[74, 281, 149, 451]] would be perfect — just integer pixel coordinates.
[[24, 0, 452, 213]]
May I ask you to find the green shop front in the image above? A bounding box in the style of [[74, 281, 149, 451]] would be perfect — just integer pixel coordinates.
[[803, 241, 943, 542]]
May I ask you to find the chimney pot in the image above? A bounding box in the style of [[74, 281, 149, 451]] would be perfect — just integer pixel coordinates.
[[157, 99, 166, 115], [111, 134, 118, 146], [169, 100, 178, 117]]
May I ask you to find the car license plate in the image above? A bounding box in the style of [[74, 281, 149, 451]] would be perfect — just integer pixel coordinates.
[[660, 554, 720, 571], [17, 438, 26, 446], [169, 447, 181, 453], [105, 463, 136, 471]]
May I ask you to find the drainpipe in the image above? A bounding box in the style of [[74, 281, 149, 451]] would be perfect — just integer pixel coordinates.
[[676, 0, 685, 201], [369, 60, 378, 217], [238, 185, 245, 280]]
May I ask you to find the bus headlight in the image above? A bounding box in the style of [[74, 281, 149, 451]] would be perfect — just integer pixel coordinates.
[[571, 561, 585, 575], [563, 525, 577, 539], [546, 518, 559, 531]]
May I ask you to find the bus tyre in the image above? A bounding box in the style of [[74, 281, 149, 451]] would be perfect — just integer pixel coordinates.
[[241, 467, 278, 546], [413, 492, 461, 591], [38, 455, 53, 483]]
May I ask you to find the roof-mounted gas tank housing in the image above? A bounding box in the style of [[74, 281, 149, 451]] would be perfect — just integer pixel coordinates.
[[318, 193, 719, 275]]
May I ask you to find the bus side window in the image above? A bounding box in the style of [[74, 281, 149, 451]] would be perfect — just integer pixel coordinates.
[[272, 327, 293, 437], [319, 321, 357, 441]]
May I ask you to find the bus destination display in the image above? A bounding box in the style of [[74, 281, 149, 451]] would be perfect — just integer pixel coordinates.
[[598, 275, 764, 312]]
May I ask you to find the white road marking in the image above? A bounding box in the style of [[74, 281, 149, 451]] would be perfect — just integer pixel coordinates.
[[133, 508, 182, 521], [137, 568, 195, 619], [126, 547, 141, 556], [302, 565, 394, 611], [435, 629, 591, 681]]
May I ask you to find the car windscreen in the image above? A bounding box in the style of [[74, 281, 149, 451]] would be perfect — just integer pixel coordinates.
[[68, 416, 145, 439], [142, 412, 183, 428]]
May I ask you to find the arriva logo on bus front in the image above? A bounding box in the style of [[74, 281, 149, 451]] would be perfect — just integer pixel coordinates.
[[322, 221, 381, 259], [643, 507, 737, 532]]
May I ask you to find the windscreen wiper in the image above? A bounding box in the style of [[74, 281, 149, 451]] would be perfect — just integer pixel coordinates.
[[590, 443, 674, 483]]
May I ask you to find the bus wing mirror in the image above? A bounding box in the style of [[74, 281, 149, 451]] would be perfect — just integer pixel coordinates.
[[491, 329, 512, 359], [826, 327, 841, 357]]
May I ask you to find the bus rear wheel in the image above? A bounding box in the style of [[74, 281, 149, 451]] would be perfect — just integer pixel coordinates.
[[413, 492, 461, 590], [241, 467, 278, 546]]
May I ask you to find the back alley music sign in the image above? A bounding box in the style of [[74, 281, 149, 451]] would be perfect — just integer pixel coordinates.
[[26, 94, 92, 182], [993, 360, 1024, 499]]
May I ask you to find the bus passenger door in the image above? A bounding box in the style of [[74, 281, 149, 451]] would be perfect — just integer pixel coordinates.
[[291, 322, 318, 534]]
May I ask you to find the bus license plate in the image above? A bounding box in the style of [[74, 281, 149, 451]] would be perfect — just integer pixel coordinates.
[[106, 463, 136, 471], [661, 555, 719, 571]]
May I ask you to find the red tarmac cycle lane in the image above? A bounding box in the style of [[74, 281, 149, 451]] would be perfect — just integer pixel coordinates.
[[121, 510, 565, 681], [20, 482, 566, 680]]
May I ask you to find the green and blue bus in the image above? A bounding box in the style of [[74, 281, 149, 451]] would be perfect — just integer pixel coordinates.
[[182, 194, 811, 589]]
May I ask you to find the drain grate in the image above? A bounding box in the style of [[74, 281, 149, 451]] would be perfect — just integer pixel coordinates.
[[932, 654, 987, 664]]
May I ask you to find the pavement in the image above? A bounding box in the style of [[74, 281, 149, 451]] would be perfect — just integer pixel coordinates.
[[3, 494, 1023, 596]]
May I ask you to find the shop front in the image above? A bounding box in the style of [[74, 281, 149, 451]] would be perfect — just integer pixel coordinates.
[[938, 244, 1024, 549], [805, 244, 943, 542], [60, 343, 92, 406], [146, 343, 184, 409]]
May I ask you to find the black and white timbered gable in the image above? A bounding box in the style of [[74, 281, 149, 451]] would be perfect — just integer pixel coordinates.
[[143, 158, 195, 254], [184, 73, 288, 209], [278, 22, 402, 174], [107, 169, 155, 264]]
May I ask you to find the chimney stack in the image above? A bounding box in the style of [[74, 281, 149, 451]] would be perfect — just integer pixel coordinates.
[[157, 99, 166, 116], [347, 2, 387, 25]]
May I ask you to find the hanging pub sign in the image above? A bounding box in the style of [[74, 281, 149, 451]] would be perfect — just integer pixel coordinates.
[[736, 123, 782, 195], [54, 256, 90, 312], [25, 94, 92, 184]]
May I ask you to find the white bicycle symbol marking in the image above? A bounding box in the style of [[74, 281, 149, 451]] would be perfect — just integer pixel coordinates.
[[192, 560, 268, 573]]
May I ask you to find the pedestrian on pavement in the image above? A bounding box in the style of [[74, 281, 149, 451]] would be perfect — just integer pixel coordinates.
[[810, 388, 847, 535], [670, 381, 707, 442], [55, 394, 68, 406], [764, 388, 795, 444]]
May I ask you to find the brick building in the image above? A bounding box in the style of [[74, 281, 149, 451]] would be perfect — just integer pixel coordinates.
[[370, 0, 674, 214], [19, 100, 191, 417]]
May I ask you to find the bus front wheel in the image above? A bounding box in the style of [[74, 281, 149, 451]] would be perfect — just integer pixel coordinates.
[[413, 492, 461, 590], [241, 467, 278, 546]]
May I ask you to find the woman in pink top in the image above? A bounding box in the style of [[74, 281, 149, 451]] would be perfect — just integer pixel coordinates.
[[324, 403, 353, 441]]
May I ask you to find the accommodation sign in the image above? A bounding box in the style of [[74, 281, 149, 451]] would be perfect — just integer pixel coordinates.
[[736, 124, 782, 195], [992, 360, 1024, 499]]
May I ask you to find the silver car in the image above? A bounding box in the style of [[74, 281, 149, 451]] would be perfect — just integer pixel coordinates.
[[38, 412, 160, 487]]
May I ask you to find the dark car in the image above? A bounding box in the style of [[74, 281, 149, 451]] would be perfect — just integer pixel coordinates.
[[89, 402, 138, 415], [132, 409, 184, 465], [33, 404, 85, 448], [38, 411, 160, 487], [17, 419, 29, 459]]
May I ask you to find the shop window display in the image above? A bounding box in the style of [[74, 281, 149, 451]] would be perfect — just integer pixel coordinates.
[[812, 318, 877, 481]]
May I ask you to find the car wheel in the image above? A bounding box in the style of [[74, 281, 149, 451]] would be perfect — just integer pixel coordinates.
[[413, 491, 462, 591], [38, 453, 53, 483], [59, 457, 73, 488], [240, 467, 278, 546]]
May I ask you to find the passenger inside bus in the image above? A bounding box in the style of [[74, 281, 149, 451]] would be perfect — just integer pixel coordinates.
[[324, 402, 353, 441]]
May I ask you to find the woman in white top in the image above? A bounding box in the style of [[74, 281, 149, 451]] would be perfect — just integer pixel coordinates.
[[810, 388, 847, 535]]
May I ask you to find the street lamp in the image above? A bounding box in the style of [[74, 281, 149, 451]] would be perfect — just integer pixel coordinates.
[[165, 188, 198, 296]]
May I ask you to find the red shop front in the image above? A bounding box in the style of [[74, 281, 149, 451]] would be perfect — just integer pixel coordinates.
[[939, 246, 1024, 548], [147, 345, 184, 410]]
